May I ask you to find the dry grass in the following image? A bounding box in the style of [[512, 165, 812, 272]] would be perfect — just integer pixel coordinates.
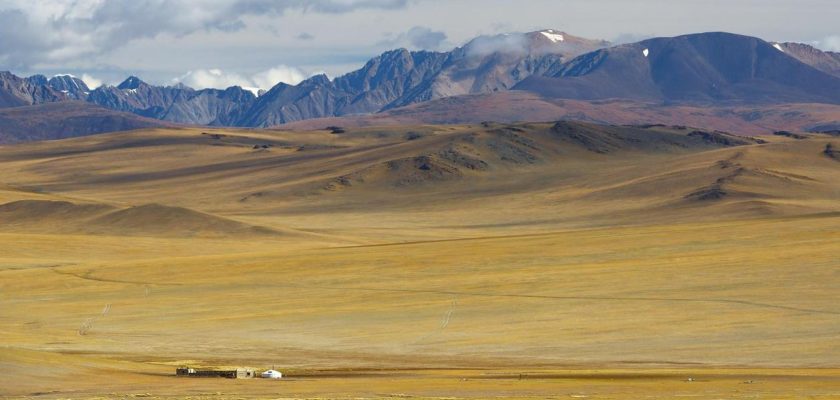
[[0, 124, 838, 399]]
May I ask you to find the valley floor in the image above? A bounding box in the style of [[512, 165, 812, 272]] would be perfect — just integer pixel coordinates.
[[3, 362, 840, 400], [2, 215, 838, 399], [0, 124, 838, 399]]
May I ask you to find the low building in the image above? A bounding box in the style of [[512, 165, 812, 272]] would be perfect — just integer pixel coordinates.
[[261, 369, 283, 379], [176, 367, 255, 379]]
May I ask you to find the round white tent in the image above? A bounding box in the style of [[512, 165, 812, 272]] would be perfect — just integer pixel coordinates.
[[261, 369, 282, 379]]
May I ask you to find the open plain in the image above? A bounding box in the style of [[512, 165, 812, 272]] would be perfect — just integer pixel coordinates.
[[1, 123, 838, 399]]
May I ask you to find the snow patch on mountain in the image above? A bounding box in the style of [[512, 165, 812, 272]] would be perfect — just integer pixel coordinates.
[[540, 30, 565, 43]]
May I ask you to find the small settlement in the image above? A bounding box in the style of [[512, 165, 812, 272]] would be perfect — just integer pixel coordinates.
[[176, 367, 282, 379]]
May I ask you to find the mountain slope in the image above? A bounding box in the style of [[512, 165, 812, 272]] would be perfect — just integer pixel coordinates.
[[515, 32, 840, 104], [86, 76, 257, 125], [382, 31, 608, 109], [0, 101, 169, 144], [83, 31, 840, 127], [239, 30, 607, 126], [47, 74, 91, 99], [776, 42, 840, 78], [333, 49, 450, 113], [5, 31, 840, 132], [0, 71, 67, 108], [279, 91, 840, 135], [237, 74, 349, 127]]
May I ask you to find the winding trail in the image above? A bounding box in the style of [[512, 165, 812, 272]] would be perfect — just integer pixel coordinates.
[[50, 268, 182, 286], [278, 283, 840, 316]]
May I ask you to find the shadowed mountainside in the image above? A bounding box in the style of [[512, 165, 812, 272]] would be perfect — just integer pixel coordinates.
[[279, 91, 840, 135], [4, 31, 840, 138], [0, 101, 170, 144], [0, 71, 67, 108], [515, 32, 840, 104]]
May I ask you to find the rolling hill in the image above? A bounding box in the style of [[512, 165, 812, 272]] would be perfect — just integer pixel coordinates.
[[1, 122, 837, 233], [0, 200, 278, 237], [0, 122, 838, 398]]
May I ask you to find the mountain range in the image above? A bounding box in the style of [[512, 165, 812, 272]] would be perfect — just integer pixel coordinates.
[[2, 30, 840, 142], [515, 32, 840, 104]]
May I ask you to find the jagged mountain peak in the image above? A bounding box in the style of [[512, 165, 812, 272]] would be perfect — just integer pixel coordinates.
[[26, 74, 49, 86], [230, 85, 261, 97], [4, 30, 840, 131], [48, 74, 90, 98], [302, 73, 332, 86], [117, 76, 146, 90], [0, 71, 68, 107], [515, 31, 840, 104], [773, 41, 840, 78], [379, 47, 414, 58]]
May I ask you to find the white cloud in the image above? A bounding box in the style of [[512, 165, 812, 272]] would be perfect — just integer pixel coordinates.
[[175, 65, 307, 91], [252, 65, 306, 88], [380, 26, 448, 50], [0, 0, 409, 67], [814, 35, 840, 52], [5, 0, 838, 85], [464, 33, 529, 57], [611, 33, 653, 45], [177, 69, 252, 90], [81, 73, 103, 89]]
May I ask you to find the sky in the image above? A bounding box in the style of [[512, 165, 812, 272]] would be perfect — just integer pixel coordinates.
[[2, 0, 838, 90]]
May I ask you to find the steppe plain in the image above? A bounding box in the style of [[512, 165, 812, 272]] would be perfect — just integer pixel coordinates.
[[1, 122, 838, 399]]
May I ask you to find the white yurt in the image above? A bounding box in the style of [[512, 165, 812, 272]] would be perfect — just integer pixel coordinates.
[[261, 369, 283, 379]]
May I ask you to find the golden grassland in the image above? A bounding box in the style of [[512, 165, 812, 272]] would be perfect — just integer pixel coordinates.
[[0, 123, 838, 399]]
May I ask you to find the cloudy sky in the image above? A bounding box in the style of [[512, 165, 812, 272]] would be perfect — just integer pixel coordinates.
[[3, 0, 838, 90]]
